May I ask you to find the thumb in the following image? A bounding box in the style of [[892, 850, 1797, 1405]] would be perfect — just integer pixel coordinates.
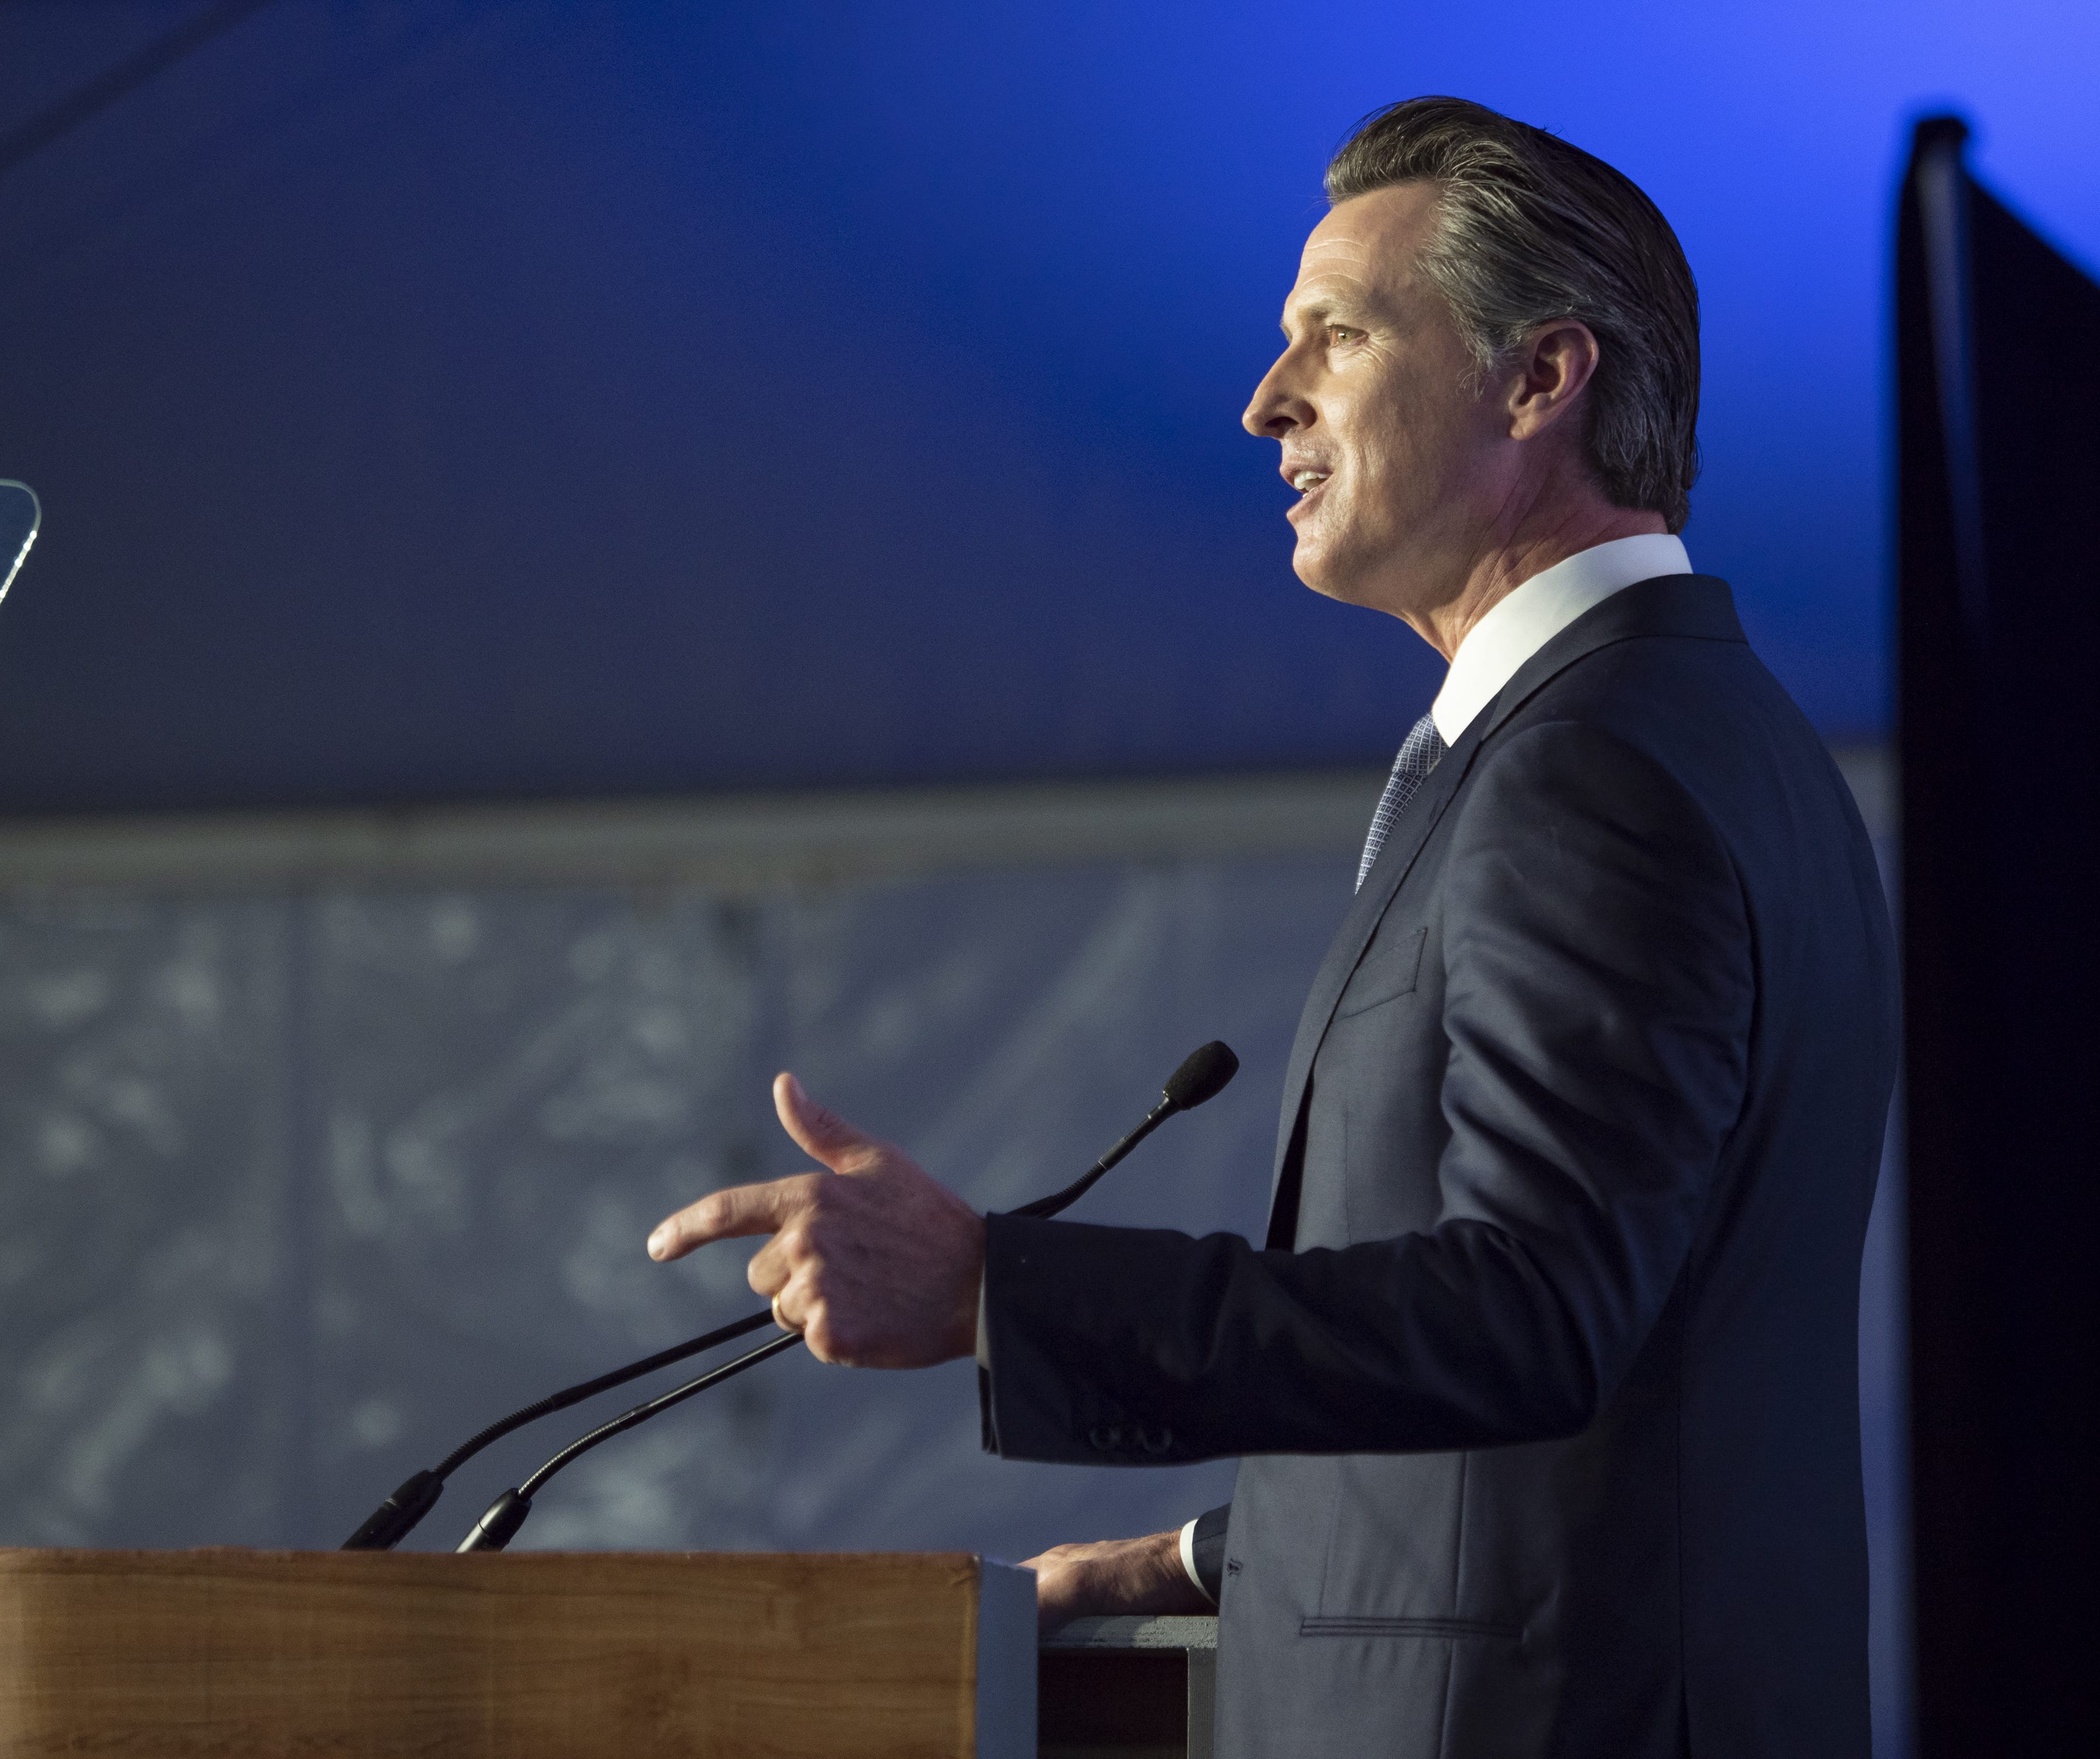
[[773, 1071, 879, 1172]]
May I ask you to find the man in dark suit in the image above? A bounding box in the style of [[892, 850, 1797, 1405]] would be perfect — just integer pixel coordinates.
[[648, 97, 1898, 1757]]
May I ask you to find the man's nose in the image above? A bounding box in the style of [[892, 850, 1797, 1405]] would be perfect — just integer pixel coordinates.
[[1242, 353, 1308, 439]]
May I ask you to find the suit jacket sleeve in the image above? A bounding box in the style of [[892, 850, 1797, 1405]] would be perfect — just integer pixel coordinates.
[[979, 721, 1755, 1464]]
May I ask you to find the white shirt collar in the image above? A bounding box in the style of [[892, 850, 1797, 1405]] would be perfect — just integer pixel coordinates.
[[1429, 533, 1692, 744]]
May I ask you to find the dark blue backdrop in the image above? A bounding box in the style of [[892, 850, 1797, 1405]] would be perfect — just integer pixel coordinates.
[[0, 1, 2094, 812]]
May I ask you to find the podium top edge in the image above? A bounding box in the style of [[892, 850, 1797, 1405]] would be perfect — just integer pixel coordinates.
[[0, 1548, 993, 1570], [1041, 1614, 1219, 1651]]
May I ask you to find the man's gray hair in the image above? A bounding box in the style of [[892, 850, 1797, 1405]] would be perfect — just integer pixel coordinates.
[[1326, 97, 1700, 533]]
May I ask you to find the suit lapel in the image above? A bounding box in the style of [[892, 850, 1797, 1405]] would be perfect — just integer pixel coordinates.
[[1266, 718, 1485, 1188], [1264, 574, 1747, 1231], [1260, 722, 1478, 1234]]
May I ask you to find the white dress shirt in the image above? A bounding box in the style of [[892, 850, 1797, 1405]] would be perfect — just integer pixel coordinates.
[[1172, 532, 1694, 1602], [1430, 532, 1692, 744]]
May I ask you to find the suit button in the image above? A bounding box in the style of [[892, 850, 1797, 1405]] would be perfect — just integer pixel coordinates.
[[1139, 1425, 1174, 1455], [1088, 1424, 1122, 1452]]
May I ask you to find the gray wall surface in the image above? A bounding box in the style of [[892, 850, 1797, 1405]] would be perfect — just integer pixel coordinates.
[[0, 849, 1338, 1560]]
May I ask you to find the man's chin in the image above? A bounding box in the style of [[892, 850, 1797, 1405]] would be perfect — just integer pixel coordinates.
[[1291, 541, 1367, 607]]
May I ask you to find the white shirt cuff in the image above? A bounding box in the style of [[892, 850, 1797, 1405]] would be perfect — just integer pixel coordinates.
[[1178, 1517, 1214, 1604]]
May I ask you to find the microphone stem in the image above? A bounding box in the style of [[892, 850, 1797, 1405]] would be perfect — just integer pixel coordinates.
[[431, 1308, 774, 1481], [522, 1332, 806, 1501], [459, 1333, 810, 1552]]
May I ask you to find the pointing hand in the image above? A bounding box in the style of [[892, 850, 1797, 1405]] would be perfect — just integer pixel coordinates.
[[648, 1074, 985, 1369]]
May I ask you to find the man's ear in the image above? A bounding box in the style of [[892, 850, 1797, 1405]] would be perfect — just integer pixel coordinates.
[[1506, 320, 1600, 441]]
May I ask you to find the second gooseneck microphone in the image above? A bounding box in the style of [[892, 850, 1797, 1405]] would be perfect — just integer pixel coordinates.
[[1008, 1039, 1238, 1220], [451, 1040, 1240, 1553]]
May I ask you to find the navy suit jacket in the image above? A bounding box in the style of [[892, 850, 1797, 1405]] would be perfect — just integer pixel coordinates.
[[981, 576, 1899, 1757]]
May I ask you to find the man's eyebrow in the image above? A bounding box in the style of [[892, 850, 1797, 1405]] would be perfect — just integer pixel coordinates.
[[1279, 295, 1360, 337]]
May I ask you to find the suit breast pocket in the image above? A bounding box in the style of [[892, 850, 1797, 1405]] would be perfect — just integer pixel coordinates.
[[1335, 924, 1429, 1020]]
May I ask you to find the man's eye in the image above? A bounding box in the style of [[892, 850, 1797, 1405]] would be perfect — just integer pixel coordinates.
[[1327, 327, 1361, 344]]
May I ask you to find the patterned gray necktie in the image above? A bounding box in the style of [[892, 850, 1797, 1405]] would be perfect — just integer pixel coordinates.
[[1356, 712, 1447, 892]]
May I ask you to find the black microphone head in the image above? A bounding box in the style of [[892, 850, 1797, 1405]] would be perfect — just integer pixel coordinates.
[[1163, 1040, 1238, 1112]]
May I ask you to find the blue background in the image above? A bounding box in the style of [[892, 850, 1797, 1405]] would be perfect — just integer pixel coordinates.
[[0, 0, 2095, 811]]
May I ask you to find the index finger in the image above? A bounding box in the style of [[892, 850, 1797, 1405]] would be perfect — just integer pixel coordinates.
[[647, 1173, 822, 1262]]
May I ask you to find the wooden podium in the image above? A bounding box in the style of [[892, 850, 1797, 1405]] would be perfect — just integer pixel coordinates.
[[0, 1548, 1036, 1756]]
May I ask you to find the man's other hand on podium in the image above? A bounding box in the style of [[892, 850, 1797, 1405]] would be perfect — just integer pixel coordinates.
[[646, 1073, 984, 1369], [1023, 1530, 1216, 1632]]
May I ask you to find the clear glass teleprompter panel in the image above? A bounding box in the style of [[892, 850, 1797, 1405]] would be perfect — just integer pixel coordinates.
[[0, 481, 39, 604]]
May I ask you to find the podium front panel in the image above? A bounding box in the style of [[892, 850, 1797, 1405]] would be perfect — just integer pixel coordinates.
[[0, 1548, 1035, 1757]]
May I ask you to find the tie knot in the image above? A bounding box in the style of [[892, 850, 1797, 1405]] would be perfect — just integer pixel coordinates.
[[1395, 712, 1444, 775]]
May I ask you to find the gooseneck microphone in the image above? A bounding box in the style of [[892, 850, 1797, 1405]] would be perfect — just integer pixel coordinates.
[[453, 1329, 809, 1553], [340, 1308, 776, 1550], [453, 1041, 1241, 1553], [1007, 1039, 1238, 1220], [341, 1042, 1236, 1552], [456, 1045, 1243, 1553]]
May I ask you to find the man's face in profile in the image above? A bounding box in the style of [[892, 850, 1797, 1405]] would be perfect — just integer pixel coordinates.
[[1242, 182, 1508, 622]]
